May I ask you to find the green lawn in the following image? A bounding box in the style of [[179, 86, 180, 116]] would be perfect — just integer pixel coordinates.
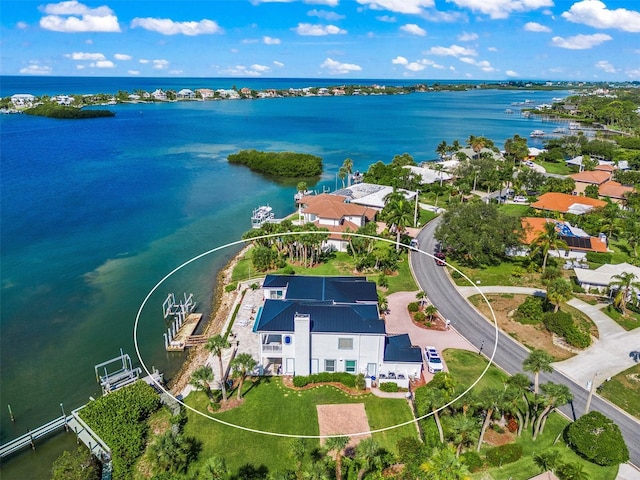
[[598, 362, 640, 419], [182, 377, 417, 475], [535, 160, 573, 175], [601, 304, 640, 331], [443, 349, 509, 391], [449, 258, 542, 288], [498, 204, 533, 217]]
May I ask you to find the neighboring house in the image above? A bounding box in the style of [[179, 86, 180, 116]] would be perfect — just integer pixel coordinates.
[[53, 95, 73, 105], [574, 262, 640, 294], [519, 217, 607, 261], [177, 89, 195, 100], [568, 170, 635, 203], [197, 88, 215, 100], [455, 147, 503, 162], [530, 192, 606, 215], [297, 194, 375, 252], [598, 181, 635, 203], [334, 183, 417, 210], [254, 275, 423, 383], [10, 94, 36, 107], [569, 170, 612, 195], [526, 147, 546, 160], [403, 165, 453, 185], [151, 89, 167, 101]]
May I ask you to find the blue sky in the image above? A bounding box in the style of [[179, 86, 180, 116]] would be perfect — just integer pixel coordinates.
[[1, 0, 639, 80]]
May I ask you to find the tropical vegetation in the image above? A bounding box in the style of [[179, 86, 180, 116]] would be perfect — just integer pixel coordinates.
[[228, 149, 323, 177]]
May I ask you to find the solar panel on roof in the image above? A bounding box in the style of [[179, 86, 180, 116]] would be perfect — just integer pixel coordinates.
[[561, 235, 592, 250]]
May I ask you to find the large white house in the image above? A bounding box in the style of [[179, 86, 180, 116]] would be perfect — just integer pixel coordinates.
[[253, 275, 423, 383]]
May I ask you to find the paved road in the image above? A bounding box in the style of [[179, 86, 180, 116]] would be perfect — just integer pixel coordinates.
[[411, 217, 640, 468]]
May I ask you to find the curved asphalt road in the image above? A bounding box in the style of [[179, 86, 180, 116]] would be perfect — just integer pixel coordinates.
[[411, 217, 640, 467]]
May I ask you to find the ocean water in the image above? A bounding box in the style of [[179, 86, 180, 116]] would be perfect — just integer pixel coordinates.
[[0, 77, 565, 477]]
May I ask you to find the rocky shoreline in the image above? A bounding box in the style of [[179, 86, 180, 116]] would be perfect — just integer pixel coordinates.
[[167, 245, 251, 396]]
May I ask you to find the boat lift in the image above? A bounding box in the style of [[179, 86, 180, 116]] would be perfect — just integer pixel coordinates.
[[94, 349, 141, 394]]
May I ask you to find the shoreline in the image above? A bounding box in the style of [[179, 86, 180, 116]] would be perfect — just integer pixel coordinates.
[[167, 244, 251, 396]]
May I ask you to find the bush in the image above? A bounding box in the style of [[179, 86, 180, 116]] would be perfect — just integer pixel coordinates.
[[408, 302, 420, 313], [292, 372, 357, 388], [543, 311, 591, 348], [485, 444, 523, 466], [379, 382, 399, 392], [280, 265, 295, 275], [224, 282, 238, 293], [586, 252, 612, 264], [514, 296, 545, 324], [566, 411, 629, 466], [460, 451, 483, 472], [355, 373, 366, 390], [378, 273, 389, 288], [564, 327, 591, 348], [413, 312, 426, 322]]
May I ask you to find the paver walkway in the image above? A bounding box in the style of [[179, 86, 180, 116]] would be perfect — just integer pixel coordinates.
[[457, 285, 640, 388]]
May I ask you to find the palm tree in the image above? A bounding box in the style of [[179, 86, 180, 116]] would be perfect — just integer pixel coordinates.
[[230, 352, 257, 400], [532, 382, 572, 440], [199, 456, 229, 479], [420, 386, 449, 443], [447, 414, 479, 457], [342, 158, 353, 186], [436, 140, 449, 160], [189, 365, 214, 399], [424, 304, 438, 323], [534, 449, 561, 473], [558, 462, 589, 480], [149, 431, 196, 474], [505, 373, 532, 435], [416, 290, 427, 307], [354, 438, 385, 480], [338, 167, 348, 188], [476, 387, 504, 452], [546, 278, 572, 313], [609, 271, 640, 315], [529, 221, 568, 272], [289, 437, 307, 480], [324, 436, 349, 480], [420, 446, 471, 480], [523, 350, 554, 395], [205, 334, 231, 401], [382, 191, 413, 251]]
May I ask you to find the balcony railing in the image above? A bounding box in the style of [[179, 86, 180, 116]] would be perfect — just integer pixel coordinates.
[[262, 344, 282, 353]]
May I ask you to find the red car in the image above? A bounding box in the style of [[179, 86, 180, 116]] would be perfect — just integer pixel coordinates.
[[435, 252, 446, 266]]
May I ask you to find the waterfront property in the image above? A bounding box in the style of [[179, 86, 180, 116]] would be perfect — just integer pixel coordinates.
[[253, 275, 423, 384], [530, 192, 607, 215]]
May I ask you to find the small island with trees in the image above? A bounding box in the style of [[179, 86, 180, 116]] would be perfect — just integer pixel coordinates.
[[227, 149, 323, 178], [24, 104, 115, 119]]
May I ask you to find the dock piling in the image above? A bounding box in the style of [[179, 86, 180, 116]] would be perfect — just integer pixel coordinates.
[[8, 404, 14, 422]]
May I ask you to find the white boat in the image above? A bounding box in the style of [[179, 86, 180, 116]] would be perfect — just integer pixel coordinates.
[[530, 130, 545, 138], [251, 205, 275, 228]]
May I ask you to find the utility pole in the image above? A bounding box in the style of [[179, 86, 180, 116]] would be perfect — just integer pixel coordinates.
[[414, 190, 420, 228], [585, 371, 599, 414]]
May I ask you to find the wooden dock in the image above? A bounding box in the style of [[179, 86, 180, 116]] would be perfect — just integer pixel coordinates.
[[166, 313, 203, 351]]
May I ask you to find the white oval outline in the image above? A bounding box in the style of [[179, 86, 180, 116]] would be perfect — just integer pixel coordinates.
[[134, 230, 499, 439]]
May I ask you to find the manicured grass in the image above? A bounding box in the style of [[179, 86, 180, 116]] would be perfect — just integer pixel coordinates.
[[598, 362, 640, 419], [182, 377, 417, 475], [384, 255, 418, 294], [449, 258, 541, 288], [498, 204, 533, 217], [472, 413, 618, 480], [443, 349, 509, 391], [418, 208, 438, 226], [601, 304, 640, 331], [535, 160, 573, 175]]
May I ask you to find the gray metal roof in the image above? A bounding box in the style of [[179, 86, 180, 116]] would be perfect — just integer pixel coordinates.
[[262, 275, 377, 303], [383, 334, 423, 363]]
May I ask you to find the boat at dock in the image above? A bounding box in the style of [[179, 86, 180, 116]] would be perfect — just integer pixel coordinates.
[[530, 130, 545, 138], [251, 205, 276, 228]]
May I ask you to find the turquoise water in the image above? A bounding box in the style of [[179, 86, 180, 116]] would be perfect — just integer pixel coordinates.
[[0, 78, 565, 476]]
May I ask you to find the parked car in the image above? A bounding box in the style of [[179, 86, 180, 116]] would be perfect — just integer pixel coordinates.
[[434, 251, 446, 266], [513, 195, 528, 203], [424, 346, 444, 373]]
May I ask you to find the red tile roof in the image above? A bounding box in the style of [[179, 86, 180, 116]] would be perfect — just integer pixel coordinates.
[[521, 217, 607, 252], [569, 170, 611, 184], [300, 194, 375, 221], [530, 192, 606, 213], [598, 181, 635, 199]]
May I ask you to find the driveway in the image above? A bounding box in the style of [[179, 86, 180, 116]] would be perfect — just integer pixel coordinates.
[[384, 291, 475, 380]]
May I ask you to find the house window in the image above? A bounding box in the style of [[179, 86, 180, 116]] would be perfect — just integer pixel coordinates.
[[325, 359, 336, 372], [345, 360, 357, 373], [338, 338, 353, 350]]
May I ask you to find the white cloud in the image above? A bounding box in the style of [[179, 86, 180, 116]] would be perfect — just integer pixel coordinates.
[[458, 31, 478, 41], [356, 0, 434, 14], [76, 64, 85, 69], [251, 64, 271, 72], [65, 51, 105, 60], [406, 62, 426, 71], [131, 18, 223, 36], [427, 44, 477, 57], [487, 46, 498, 52], [595, 60, 616, 73], [505, 70, 519, 77], [17, 21, 28, 29], [220, 64, 270, 76], [446, 0, 554, 19], [152, 59, 169, 69], [392, 55, 408, 65], [400, 23, 426, 36], [169, 69, 183, 75], [242, 38, 260, 44], [376, 15, 396, 22], [551, 33, 612, 50], [39, 1, 119, 32], [128, 70, 140, 75], [459, 56, 495, 71], [562, 0, 640, 32], [139, 59, 150, 64], [393, 57, 444, 72], [307, 9, 345, 20], [19, 63, 53, 75], [320, 57, 362, 74], [273, 60, 285, 67], [263, 36, 281, 44], [293, 23, 346, 35], [459, 57, 476, 64], [305, 0, 339, 5], [90, 60, 114, 68], [626, 68, 640, 79], [114, 53, 132, 61], [524, 21, 551, 32]]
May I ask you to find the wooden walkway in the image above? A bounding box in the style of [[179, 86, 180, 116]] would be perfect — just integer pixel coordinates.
[[0, 415, 70, 458], [166, 313, 203, 351]]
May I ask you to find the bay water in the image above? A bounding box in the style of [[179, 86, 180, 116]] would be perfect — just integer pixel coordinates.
[[0, 77, 565, 477]]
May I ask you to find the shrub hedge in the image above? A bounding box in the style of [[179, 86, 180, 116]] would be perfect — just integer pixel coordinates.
[[514, 296, 545, 324], [586, 252, 612, 264], [460, 451, 483, 472], [379, 382, 399, 392], [408, 302, 420, 313], [543, 311, 591, 348], [292, 372, 357, 388], [485, 444, 523, 466], [566, 411, 629, 466]]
